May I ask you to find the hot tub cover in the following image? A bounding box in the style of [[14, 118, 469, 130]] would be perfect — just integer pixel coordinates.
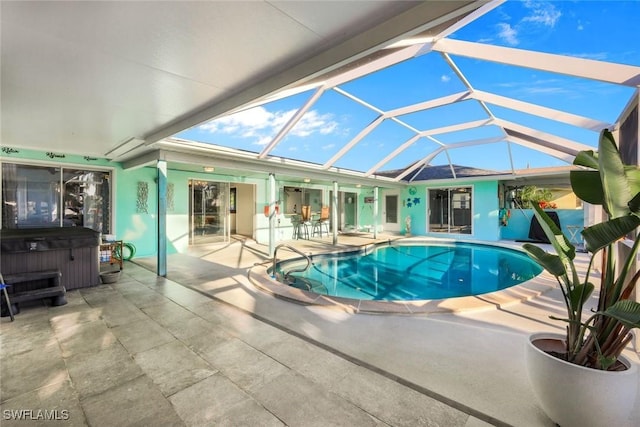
[[0, 227, 100, 253]]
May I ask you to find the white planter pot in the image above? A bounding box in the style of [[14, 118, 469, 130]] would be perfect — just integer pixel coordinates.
[[526, 332, 638, 427]]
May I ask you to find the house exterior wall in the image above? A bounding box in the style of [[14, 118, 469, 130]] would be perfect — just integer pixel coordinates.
[[390, 180, 502, 241], [499, 208, 584, 242], [6, 148, 586, 260]]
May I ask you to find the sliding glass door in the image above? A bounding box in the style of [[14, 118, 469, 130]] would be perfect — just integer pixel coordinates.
[[428, 187, 472, 234], [189, 180, 229, 244]]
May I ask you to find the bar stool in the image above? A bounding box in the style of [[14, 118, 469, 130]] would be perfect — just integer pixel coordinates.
[[0, 273, 15, 321], [298, 206, 312, 239], [312, 206, 330, 237]]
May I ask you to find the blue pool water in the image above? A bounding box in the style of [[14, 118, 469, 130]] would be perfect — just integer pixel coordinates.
[[275, 242, 542, 301]]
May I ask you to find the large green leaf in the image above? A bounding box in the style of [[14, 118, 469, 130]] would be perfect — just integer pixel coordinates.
[[582, 216, 640, 253], [600, 299, 640, 329], [570, 170, 604, 205], [573, 149, 598, 169], [624, 167, 640, 200], [530, 203, 575, 260], [569, 282, 595, 308], [523, 243, 566, 277], [598, 129, 631, 218], [628, 191, 640, 216]]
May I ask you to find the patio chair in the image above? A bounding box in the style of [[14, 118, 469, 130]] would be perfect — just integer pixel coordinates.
[[0, 273, 15, 321], [298, 206, 312, 239], [313, 206, 330, 237]]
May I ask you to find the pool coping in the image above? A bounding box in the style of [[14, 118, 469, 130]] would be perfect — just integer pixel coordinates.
[[247, 238, 559, 315]]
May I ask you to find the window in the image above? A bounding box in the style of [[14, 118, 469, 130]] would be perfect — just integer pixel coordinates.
[[2, 163, 111, 233], [283, 186, 322, 215], [428, 187, 472, 234]]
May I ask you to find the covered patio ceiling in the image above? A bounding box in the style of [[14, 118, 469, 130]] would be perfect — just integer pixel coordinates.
[[2, 1, 639, 186], [2, 1, 483, 166]]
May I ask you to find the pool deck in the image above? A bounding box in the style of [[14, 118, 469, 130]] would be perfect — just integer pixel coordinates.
[[1, 233, 639, 426]]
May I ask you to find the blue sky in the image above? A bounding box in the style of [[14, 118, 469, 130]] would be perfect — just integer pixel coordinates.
[[176, 0, 640, 174]]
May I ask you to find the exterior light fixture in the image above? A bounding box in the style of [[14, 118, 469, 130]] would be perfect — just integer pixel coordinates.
[[303, 178, 311, 183], [203, 167, 215, 172], [355, 184, 362, 188]]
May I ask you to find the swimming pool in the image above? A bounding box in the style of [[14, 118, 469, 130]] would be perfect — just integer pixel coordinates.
[[273, 241, 542, 301]]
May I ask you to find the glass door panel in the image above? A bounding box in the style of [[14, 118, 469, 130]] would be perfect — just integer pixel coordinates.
[[189, 180, 229, 244], [384, 193, 399, 231], [428, 187, 472, 234]]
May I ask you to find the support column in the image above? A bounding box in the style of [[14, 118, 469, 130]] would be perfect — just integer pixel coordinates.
[[268, 173, 277, 257], [373, 186, 379, 239], [157, 160, 167, 277], [332, 181, 339, 245]]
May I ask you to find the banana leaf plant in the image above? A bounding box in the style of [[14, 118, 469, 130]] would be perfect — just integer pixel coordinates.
[[523, 129, 640, 370]]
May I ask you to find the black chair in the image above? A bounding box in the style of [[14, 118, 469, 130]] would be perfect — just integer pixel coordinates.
[[0, 273, 15, 321]]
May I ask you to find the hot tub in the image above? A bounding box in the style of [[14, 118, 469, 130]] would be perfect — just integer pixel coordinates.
[[0, 227, 101, 290]]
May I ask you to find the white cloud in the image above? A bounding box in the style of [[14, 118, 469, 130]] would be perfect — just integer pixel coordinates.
[[198, 106, 339, 146], [522, 1, 561, 27], [497, 23, 519, 46], [441, 75, 451, 83], [291, 110, 338, 137], [322, 143, 335, 150], [494, 1, 561, 47]]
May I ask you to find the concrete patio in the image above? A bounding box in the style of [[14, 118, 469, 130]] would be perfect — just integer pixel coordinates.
[[1, 234, 639, 426]]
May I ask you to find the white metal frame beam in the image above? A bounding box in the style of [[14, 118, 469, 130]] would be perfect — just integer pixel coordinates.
[[423, 118, 493, 137], [506, 135, 576, 164], [393, 147, 446, 182], [366, 134, 422, 176], [384, 91, 472, 117], [259, 87, 325, 158], [433, 38, 640, 87], [323, 115, 385, 169], [494, 118, 593, 155], [471, 90, 612, 131]]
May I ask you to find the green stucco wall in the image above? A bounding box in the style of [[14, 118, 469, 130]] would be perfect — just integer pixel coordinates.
[[408, 181, 501, 241], [3, 148, 528, 259]]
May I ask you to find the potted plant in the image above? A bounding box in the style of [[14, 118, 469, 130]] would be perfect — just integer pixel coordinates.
[[522, 129, 640, 427]]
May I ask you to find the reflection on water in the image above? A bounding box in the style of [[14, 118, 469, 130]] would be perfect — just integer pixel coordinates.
[[277, 243, 542, 301]]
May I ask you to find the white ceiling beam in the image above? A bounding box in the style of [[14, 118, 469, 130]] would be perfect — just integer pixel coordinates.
[[142, 2, 482, 145], [384, 91, 472, 117], [506, 141, 515, 174], [258, 87, 325, 158], [494, 118, 593, 155], [444, 151, 456, 181], [333, 86, 385, 115], [434, 0, 505, 40], [441, 135, 506, 149], [323, 115, 385, 169], [440, 52, 495, 119], [389, 117, 423, 135], [471, 90, 612, 131], [507, 136, 576, 164], [366, 134, 421, 175], [154, 140, 406, 187], [393, 147, 446, 181], [433, 38, 640, 87], [226, 82, 324, 116], [105, 137, 145, 160], [324, 44, 425, 87], [422, 118, 493, 136]]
